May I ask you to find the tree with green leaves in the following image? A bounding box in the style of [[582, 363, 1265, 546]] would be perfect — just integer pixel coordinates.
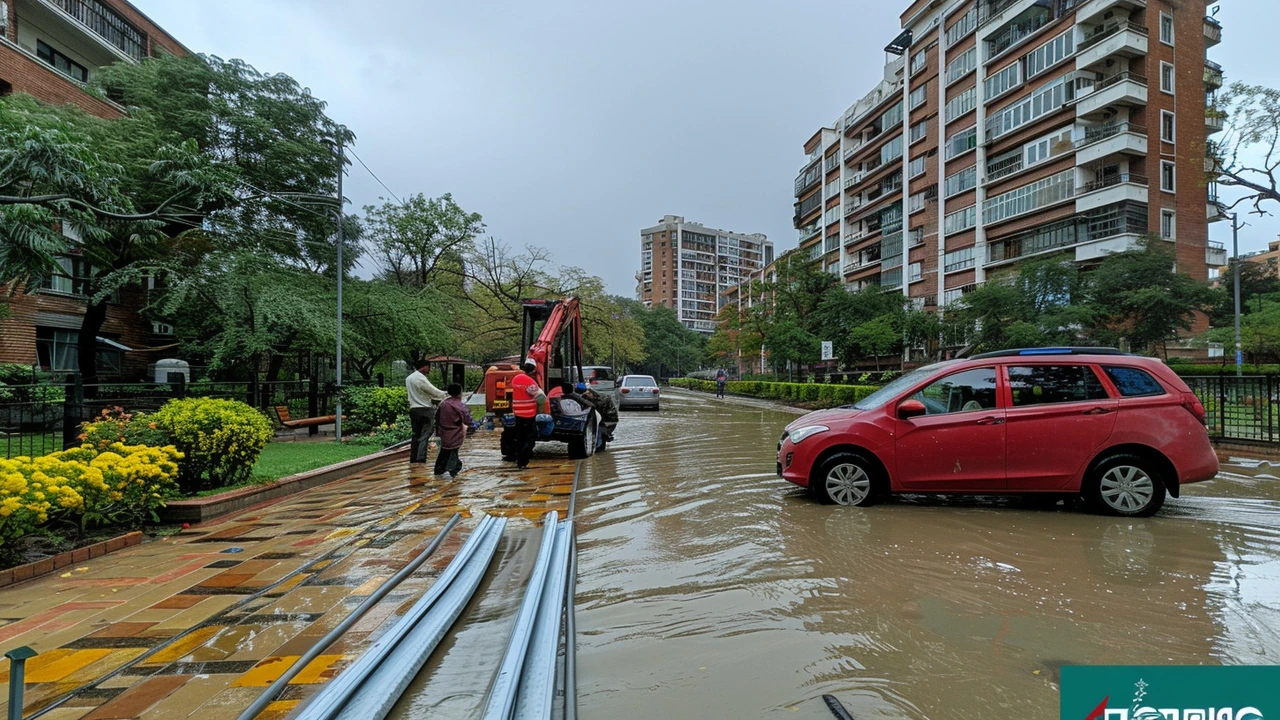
[[342, 280, 452, 379], [951, 257, 1093, 352], [1087, 236, 1220, 357], [365, 193, 484, 289], [624, 302, 704, 377]]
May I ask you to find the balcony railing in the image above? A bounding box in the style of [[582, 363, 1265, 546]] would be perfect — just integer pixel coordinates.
[[46, 0, 146, 61], [1078, 21, 1149, 52], [1076, 121, 1147, 148], [1204, 16, 1222, 46], [1207, 110, 1227, 133], [1080, 173, 1149, 194], [986, 152, 1024, 183], [1094, 71, 1148, 92]]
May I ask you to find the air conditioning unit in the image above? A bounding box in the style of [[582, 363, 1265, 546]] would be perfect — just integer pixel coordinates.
[[152, 321, 175, 336]]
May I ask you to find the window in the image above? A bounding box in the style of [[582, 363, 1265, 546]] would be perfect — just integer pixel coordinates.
[[944, 205, 977, 235], [942, 287, 966, 307], [983, 170, 1075, 224], [35, 256, 116, 301], [947, 47, 977, 85], [1159, 12, 1174, 46], [36, 41, 89, 83], [984, 62, 1021, 100], [946, 87, 976, 123], [1161, 161, 1176, 193], [1007, 366, 1108, 407], [913, 368, 999, 414], [1023, 30, 1075, 79], [986, 76, 1073, 141], [946, 8, 977, 46], [1161, 111, 1176, 143], [908, 192, 926, 213], [908, 262, 923, 283], [910, 120, 929, 144], [909, 155, 927, 178], [945, 126, 977, 159], [944, 246, 975, 272], [1103, 366, 1166, 397], [910, 84, 928, 110], [945, 165, 977, 197], [881, 101, 904, 130], [880, 134, 905, 166], [35, 328, 122, 374], [1161, 209, 1176, 240], [1160, 62, 1175, 94], [911, 48, 928, 75]]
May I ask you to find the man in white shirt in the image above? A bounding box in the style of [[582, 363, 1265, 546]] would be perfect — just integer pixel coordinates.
[[406, 359, 448, 464]]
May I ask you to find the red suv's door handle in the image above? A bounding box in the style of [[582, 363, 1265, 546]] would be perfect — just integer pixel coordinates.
[[1083, 407, 1113, 415], [976, 416, 1005, 425]]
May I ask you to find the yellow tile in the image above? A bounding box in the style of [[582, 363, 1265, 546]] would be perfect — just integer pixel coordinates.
[[258, 700, 299, 720], [291, 654, 347, 684], [143, 626, 222, 665], [24, 649, 113, 683], [352, 576, 388, 596], [231, 655, 299, 687]]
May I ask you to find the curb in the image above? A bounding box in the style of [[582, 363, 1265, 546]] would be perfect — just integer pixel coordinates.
[[157, 446, 410, 525], [0, 531, 143, 589]]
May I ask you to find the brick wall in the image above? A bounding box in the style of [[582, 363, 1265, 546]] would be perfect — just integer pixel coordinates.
[[0, 43, 122, 117], [0, 283, 155, 376]]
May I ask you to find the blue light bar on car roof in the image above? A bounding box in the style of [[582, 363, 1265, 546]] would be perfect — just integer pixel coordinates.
[[1019, 348, 1073, 355]]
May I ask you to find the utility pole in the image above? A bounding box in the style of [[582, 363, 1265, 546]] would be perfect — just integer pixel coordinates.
[[335, 140, 345, 441], [1232, 213, 1242, 377]]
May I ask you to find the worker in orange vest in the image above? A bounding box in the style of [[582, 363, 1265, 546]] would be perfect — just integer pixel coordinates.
[[508, 358, 547, 469]]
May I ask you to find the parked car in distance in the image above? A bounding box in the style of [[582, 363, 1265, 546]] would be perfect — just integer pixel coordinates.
[[777, 348, 1218, 517], [618, 375, 660, 410], [582, 366, 617, 397]]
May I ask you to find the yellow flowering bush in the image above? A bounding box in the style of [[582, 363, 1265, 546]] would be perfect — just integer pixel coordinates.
[[0, 443, 182, 559], [151, 397, 273, 492]]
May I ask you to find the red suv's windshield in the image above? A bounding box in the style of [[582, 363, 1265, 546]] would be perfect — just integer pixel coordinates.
[[854, 361, 958, 410]]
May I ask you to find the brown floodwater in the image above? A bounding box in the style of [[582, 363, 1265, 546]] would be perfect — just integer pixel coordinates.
[[573, 389, 1280, 719]]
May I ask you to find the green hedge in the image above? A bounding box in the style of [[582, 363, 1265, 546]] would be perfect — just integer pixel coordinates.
[[669, 379, 878, 407], [1168, 363, 1280, 376]]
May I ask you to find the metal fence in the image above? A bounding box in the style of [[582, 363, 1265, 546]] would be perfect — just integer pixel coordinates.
[[1183, 375, 1279, 444], [0, 374, 386, 459]]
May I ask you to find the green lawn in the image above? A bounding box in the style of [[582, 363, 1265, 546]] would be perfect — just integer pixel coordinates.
[[2, 431, 62, 459], [249, 441, 379, 484]]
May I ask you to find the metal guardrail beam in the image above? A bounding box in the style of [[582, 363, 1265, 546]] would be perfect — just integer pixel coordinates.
[[293, 514, 507, 720], [513, 521, 573, 719], [236, 513, 462, 720]]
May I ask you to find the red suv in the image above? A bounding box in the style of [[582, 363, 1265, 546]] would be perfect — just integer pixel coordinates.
[[777, 349, 1218, 517]]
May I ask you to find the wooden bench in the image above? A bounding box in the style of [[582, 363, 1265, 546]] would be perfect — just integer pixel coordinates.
[[273, 406, 342, 435]]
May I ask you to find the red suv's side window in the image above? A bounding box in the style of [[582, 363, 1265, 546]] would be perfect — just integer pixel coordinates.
[[1006, 365, 1109, 407], [1102, 366, 1166, 397], [912, 367, 999, 414]]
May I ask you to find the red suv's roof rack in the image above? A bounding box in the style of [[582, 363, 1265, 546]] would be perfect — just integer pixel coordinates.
[[970, 347, 1131, 359]]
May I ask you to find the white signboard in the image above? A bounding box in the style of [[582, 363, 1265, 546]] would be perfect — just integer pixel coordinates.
[[821, 341, 834, 361]]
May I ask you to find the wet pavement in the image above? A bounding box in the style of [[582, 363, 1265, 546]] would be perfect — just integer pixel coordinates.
[[573, 389, 1280, 719], [0, 432, 574, 720]]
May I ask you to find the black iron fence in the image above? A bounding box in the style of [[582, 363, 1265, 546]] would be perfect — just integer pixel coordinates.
[[1184, 375, 1279, 445], [0, 373, 393, 459]]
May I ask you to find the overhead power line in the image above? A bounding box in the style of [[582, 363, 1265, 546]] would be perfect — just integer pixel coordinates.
[[347, 147, 402, 204]]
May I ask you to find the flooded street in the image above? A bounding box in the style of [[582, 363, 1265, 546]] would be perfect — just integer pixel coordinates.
[[573, 389, 1280, 719]]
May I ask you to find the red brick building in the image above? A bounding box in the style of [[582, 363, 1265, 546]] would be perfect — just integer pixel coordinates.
[[1, 0, 188, 377], [786, 0, 1225, 353]]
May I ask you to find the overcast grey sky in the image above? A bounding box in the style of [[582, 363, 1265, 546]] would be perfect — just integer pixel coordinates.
[[142, 0, 1277, 294]]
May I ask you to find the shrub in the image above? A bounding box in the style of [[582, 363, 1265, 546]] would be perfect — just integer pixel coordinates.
[[152, 398, 273, 492], [0, 443, 181, 559], [79, 407, 170, 449], [343, 386, 409, 433], [349, 414, 414, 448]]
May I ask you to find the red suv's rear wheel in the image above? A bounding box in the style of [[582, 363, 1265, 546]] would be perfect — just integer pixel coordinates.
[[813, 452, 881, 507], [1084, 453, 1166, 517]]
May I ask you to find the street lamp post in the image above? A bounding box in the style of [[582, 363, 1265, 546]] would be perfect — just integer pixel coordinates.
[[1232, 213, 1242, 377], [334, 141, 345, 441]]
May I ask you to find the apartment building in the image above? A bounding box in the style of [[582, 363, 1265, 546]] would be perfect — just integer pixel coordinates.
[[791, 0, 1225, 319], [638, 215, 773, 334], [0, 0, 188, 376]]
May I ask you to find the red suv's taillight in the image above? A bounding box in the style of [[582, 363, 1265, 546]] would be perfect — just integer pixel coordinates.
[[1182, 392, 1206, 425]]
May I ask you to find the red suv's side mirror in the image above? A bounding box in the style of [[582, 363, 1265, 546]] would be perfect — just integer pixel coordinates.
[[897, 399, 927, 420]]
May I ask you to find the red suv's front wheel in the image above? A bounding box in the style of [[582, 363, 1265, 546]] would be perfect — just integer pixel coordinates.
[[814, 452, 881, 507], [1084, 453, 1167, 517]]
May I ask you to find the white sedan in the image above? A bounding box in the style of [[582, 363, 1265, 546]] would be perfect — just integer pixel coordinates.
[[618, 375, 660, 410]]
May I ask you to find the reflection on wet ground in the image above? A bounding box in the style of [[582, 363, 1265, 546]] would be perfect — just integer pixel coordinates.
[[574, 390, 1280, 719]]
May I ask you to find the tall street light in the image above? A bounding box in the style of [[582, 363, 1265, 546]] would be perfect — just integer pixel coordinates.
[[1231, 212, 1242, 378], [334, 140, 345, 441]]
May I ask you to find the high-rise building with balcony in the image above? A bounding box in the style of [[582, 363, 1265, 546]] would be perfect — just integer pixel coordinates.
[[0, 0, 189, 376], [638, 215, 773, 334], [791, 0, 1223, 319]]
